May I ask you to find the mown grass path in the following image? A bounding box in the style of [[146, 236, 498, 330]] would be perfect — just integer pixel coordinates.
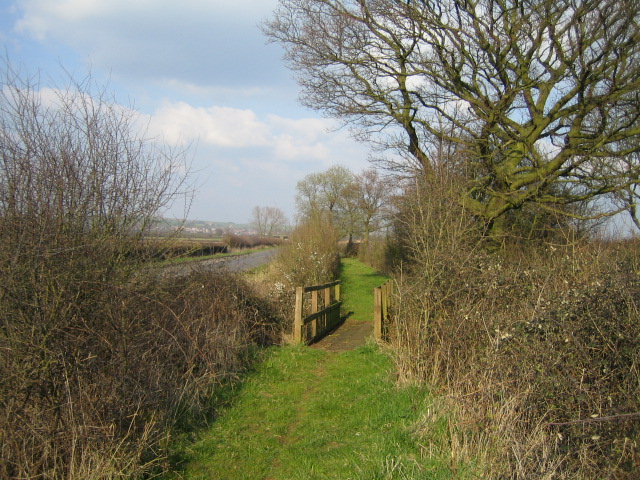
[[174, 259, 457, 479]]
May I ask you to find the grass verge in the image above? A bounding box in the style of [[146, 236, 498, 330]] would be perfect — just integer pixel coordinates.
[[175, 345, 458, 479]]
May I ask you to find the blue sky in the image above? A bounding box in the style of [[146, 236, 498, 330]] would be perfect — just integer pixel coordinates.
[[0, 0, 371, 224]]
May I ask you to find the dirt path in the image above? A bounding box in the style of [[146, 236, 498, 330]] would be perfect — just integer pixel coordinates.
[[159, 248, 280, 277]]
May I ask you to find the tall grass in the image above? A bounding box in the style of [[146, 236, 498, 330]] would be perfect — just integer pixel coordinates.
[[387, 173, 640, 478]]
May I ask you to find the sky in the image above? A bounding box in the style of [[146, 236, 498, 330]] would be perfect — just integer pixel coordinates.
[[0, 0, 371, 224]]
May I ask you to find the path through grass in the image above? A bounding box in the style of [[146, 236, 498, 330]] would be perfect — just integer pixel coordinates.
[[172, 259, 465, 479], [339, 257, 389, 322]]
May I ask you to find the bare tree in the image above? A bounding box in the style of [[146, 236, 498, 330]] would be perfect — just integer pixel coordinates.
[[252, 205, 288, 236], [295, 165, 393, 245], [295, 165, 354, 220], [349, 169, 392, 243], [264, 0, 640, 239]]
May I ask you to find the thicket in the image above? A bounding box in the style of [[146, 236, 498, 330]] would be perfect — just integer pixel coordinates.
[[0, 64, 282, 479], [272, 214, 341, 289], [387, 173, 640, 478]]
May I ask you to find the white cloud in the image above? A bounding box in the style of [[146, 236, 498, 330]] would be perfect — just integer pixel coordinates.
[[149, 101, 347, 163], [148, 100, 371, 221], [4, 0, 375, 223], [151, 102, 271, 148], [162, 79, 271, 99], [14, 0, 276, 36]]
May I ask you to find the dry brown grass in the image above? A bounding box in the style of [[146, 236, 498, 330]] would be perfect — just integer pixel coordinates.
[[0, 259, 283, 479], [386, 173, 640, 478]]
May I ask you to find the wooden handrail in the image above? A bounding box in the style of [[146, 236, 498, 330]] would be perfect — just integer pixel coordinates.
[[293, 280, 342, 343], [303, 280, 340, 292]]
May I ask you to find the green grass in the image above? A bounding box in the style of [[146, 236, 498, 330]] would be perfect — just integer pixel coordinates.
[[177, 345, 455, 480], [168, 258, 470, 479], [340, 257, 389, 322]]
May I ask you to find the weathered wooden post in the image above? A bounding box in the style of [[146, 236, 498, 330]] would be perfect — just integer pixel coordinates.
[[294, 286, 304, 343], [374, 286, 382, 340], [311, 289, 319, 338]]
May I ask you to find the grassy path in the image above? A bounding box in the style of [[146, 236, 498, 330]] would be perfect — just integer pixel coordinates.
[[173, 259, 458, 479], [339, 258, 388, 322]]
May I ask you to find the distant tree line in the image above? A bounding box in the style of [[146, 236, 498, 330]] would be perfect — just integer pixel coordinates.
[[294, 165, 393, 245]]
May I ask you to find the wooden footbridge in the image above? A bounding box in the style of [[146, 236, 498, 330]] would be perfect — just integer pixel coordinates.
[[292, 279, 394, 347]]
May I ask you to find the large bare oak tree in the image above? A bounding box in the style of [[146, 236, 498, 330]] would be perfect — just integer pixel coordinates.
[[264, 0, 640, 237]]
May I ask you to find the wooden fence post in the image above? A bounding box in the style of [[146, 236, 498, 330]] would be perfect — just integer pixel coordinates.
[[374, 286, 382, 340], [311, 289, 318, 338], [374, 281, 393, 341], [294, 286, 304, 343]]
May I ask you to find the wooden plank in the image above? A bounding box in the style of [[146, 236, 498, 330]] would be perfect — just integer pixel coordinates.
[[303, 302, 342, 325], [304, 280, 340, 293]]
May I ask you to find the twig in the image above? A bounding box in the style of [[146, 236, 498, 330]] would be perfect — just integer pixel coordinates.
[[547, 412, 640, 427]]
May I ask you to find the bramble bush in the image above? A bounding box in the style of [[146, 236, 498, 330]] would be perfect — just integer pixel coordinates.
[[388, 173, 640, 478]]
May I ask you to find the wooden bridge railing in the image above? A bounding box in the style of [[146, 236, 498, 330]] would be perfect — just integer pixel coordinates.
[[293, 280, 342, 344], [374, 280, 393, 341]]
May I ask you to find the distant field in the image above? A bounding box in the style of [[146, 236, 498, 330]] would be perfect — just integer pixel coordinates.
[[142, 236, 285, 262], [143, 237, 229, 260]]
